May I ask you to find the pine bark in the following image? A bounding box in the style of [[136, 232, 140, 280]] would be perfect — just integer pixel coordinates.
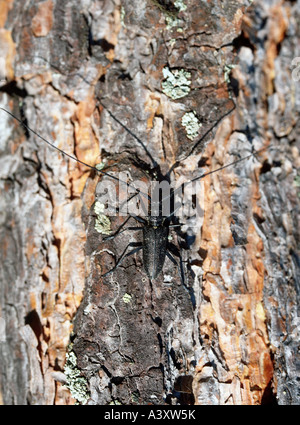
[[0, 0, 299, 405]]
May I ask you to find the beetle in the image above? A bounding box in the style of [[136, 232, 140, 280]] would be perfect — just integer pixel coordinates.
[[0, 105, 266, 283], [96, 103, 266, 283]]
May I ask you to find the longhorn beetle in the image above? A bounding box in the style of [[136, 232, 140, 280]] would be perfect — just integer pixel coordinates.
[[0, 105, 266, 283]]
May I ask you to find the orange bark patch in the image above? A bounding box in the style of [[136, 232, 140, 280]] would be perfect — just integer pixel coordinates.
[[0, 0, 14, 29], [196, 111, 273, 403], [263, 4, 288, 96], [0, 29, 16, 80], [31, 0, 54, 37], [199, 279, 273, 404], [73, 100, 100, 166]]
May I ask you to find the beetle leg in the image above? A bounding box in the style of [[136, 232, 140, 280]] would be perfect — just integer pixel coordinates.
[[103, 215, 142, 241], [102, 242, 143, 277], [118, 188, 148, 216], [167, 242, 185, 286], [167, 242, 196, 306], [103, 227, 141, 241]]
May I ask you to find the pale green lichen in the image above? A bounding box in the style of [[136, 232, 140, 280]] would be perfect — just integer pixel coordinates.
[[94, 201, 106, 216], [122, 293, 132, 304], [95, 161, 107, 171], [162, 67, 191, 99], [109, 399, 122, 405], [165, 0, 187, 29], [120, 6, 126, 26], [150, 0, 186, 29], [64, 350, 90, 405], [168, 38, 176, 48], [224, 64, 236, 83], [166, 15, 180, 29], [94, 201, 111, 235], [181, 111, 202, 140], [174, 0, 187, 12]]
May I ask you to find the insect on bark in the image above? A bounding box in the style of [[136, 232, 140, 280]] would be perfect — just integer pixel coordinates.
[[0, 106, 266, 284]]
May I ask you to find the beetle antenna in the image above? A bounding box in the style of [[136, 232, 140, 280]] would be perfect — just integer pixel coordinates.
[[0, 107, 151, 201]]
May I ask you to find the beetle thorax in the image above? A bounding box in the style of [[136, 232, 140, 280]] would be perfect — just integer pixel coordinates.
[[148, 216, 165, 228]]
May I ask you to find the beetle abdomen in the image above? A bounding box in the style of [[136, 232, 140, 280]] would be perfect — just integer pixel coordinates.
[[142, 224, 169, 279]]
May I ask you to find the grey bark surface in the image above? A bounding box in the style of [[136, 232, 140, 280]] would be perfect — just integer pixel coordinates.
[[0, 0, 299, 405]]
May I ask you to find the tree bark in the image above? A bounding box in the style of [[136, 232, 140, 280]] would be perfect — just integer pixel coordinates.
[[0, 0, 299, 405]]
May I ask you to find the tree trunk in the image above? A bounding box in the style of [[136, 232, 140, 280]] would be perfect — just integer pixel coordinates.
[[0, 0, 299, 405]]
